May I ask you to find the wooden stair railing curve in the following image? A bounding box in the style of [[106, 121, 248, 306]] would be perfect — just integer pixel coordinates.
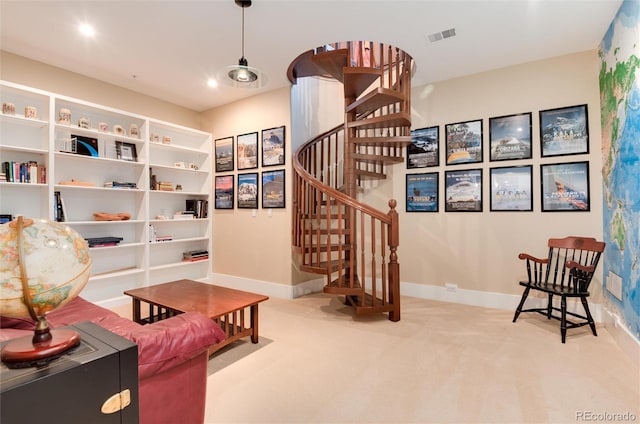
[[290, 41, 413, 322]]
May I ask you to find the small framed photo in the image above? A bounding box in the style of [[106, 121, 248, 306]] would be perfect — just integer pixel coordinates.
[[445, 169, 482, 212], [541, 161, 590, 211], [406, 173, 439, 212], [407, 126, 439, 168], [262, 169, 285, 208], [237, 172, 258, 209], [214, 175, 234, 210], [489, 112, 532, 161], [237, 132, 258, 170], [490, 165, 533, 211], [215, 136, 234, 172], [539, 104, 589, 157], [261, 125, 286, 167], [445, 119, 483, 165], [115, 141, 137, 162]]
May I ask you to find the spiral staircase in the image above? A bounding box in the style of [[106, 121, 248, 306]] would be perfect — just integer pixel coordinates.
[[288, 41, 413, 321]]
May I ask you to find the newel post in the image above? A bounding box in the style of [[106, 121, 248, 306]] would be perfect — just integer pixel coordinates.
[[387, 199, 400, 321]]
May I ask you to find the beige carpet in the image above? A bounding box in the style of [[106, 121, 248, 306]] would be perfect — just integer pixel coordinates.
[[203, 293, 639, 424]]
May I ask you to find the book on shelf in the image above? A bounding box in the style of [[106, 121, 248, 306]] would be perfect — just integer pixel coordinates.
[[157, 181, 174, 191], [186, 199, 209, 219], [54, 191, 65, 222], [84, 236, 124, 247], [173, 212, 195, 220], [154, 235, 173, 242], [104, 181, 138, 189], [183, 249, 209, 262], [2, 161, 46, 184]]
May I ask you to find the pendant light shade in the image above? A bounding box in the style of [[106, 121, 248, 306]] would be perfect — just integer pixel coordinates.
[[216, 0, 266, 88]]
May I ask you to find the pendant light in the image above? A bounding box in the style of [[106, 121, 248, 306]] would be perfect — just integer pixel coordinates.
[[216, 0, 266, 88]]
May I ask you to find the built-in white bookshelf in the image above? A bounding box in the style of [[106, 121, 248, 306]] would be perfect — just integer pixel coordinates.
[[0, 80, 212, 301]]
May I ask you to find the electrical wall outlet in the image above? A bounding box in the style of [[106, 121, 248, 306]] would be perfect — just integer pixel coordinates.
[[445, 283, 457, 293], [606, 271, 623, 300]]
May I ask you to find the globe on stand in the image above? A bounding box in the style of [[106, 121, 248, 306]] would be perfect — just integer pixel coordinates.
[[0, 217, 92, 367]]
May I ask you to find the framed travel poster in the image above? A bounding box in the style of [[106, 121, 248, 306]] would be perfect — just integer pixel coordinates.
[[261, 125, 286, 167], [489, 112, 532, 161], [540, 161, 590, 211], [262, 169, 285, 208], [406, 173, 438, 212], [407, 126, 439, 168], [214, 175, 234, 209], [215, 136, 234, 172], [445, 169, 482, 212], [489, 165, 533, 211], [445, 119, 483, 165], [237, 131, 258, 170], [237, 173, 258, 209], [539, 104, 589, 157]]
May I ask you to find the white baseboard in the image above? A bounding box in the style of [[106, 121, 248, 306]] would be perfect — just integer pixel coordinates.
[[208, 273, 324, 299]]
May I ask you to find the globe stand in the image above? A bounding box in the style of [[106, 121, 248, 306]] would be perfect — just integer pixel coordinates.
[[0, 217, 82, 368]]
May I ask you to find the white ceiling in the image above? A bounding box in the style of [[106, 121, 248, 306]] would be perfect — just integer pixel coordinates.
[[1, 0, 622, 112]]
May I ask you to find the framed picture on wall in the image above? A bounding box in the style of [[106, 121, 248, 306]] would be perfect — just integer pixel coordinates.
[[407, 126, 439, 168], [214, 136, 234, 172], [237, 132, 259, 170], [261, 125, 286, 167], [489, 112, 532, 161], [540, 161, 590, 211], [237, 172, 258, 209], [444, 168, 482, 212], [214, 175, 234, 210], [115, 141, 137, 162], [489, 165, 533, 211], [262, 169, 285, 208], [406, 172, 439, 212], [539, 104, 589, 157], [445, 119, 483, 165]]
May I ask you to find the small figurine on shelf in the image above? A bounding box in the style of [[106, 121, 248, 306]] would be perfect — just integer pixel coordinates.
[[2, 102, 16, 115], [58, 108, 71, 124]]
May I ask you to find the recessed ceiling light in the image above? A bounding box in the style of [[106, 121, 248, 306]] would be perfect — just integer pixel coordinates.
[[207, 79, 218, 88], [78, 23, 95, 37]]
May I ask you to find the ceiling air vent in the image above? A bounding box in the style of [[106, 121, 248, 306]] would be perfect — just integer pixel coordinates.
[[427, 28, 456, 43]]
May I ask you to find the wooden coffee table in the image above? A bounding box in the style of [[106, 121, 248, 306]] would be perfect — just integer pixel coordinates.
[[124, 279, 269, 354]]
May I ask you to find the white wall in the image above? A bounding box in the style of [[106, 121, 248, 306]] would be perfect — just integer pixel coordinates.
[[388, 50, 604, 303], [200, 88, 295, 286], [0, 51, 200, 128]]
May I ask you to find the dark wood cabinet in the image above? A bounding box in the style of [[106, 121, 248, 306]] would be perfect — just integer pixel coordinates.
[[1, 321, 139, 424]]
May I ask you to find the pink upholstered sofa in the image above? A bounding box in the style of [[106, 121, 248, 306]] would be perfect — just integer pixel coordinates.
[[1, 296, 225, 424]]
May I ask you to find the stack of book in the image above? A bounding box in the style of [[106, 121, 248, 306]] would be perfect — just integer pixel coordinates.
[[85, 236, 124, 247], [182, 249, 208, 262], [173, 211, 195, 220], [154, 235, 173, 242], [157, 181, 174, 191], [104, 181, 137, 189]]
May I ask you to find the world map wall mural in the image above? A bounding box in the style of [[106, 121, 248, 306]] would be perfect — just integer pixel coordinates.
[[598, 0, 639, 340]]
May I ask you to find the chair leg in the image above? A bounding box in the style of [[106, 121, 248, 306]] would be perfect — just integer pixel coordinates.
[[513, 287, 530, 322], [547, 293, 554, 319], [581, 296, 597, 336], [560, 296, 567, 343]]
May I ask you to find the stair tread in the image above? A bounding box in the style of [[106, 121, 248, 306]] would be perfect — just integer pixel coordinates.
[[303, 244, 351, 253], [346, 87, 405, 116], [348, 112, 411, 130], [352, 136, 412, 147], [311, 49, 349, 82], [343, 68, 382, 98], [354, 169, 387, 179], [353, 153, 404, 164]]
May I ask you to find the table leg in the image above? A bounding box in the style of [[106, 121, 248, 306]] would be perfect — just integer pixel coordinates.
[[131, 299, 141, 323], [250, 304, 259, 343]]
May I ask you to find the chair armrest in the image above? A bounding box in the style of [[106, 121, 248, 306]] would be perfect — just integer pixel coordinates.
[[518, 253, 548, 264], [565, 260, 596, 273], [124, 312, 225, 379]]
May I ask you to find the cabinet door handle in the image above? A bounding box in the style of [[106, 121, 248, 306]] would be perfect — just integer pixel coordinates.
[[101, 388, 131, 414]]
